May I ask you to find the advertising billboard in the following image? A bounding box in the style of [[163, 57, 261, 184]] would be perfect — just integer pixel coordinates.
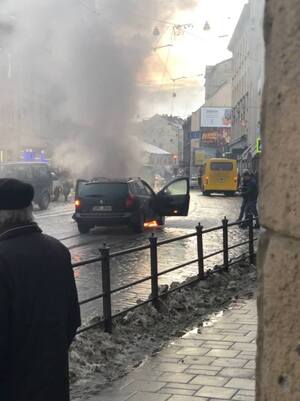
[[201, 107, 232, 128], [194, 151, 207, 166], [201, 128, 231, 147]]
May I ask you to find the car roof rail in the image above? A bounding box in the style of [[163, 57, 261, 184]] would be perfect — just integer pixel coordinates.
[[91, 177, 110, 182]]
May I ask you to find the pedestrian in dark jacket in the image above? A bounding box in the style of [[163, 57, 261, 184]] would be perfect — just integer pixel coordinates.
[[237, 175, 247, 222], [62, 180, 72, 202], [0, 178, 81, 401], [240, 171, 260, 228]]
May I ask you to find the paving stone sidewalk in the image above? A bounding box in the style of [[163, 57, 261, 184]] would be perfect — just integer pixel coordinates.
[[90, 298, 257, 401]]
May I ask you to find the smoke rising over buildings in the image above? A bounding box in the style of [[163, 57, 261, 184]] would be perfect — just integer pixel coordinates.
[[0, 0, 196, 177]]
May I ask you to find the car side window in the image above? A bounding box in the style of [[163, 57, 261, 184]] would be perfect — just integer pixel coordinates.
[[163, 179, 188, 196], [16, 165, 33, 180], [136, 181, 148, 196], [39, 166, 50, 178], [142, 182, 153, 197], [33, 165, 49, 179], [129, 182, 139, 195]]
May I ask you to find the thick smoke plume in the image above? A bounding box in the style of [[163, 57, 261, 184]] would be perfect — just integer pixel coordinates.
[[1, 0, 196, 177]]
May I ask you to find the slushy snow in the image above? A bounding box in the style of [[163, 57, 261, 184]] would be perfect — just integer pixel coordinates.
[[70, 260, 256, 399]]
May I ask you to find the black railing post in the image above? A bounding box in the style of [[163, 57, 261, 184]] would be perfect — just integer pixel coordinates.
[[248, 215, 255, 264], [196, 223, 204, 279], [100, 245, 112, 333], [222, 217, 229, 272], [149, 233, 159, 310]]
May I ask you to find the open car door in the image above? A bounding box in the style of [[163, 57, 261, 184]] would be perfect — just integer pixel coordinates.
[[155, 177, 190, 216], [75, 179, 88, 198]]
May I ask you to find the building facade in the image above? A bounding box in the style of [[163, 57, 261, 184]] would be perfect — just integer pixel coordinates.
[[134, 114, 184, 162], [205, 59, 232, 102], [228, 0, 265, 171], [187, 58, 233, 172], [0, 9, 53, 162]]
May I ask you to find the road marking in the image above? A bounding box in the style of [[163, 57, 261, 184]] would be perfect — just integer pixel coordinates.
[[35, 209, 73, 219]]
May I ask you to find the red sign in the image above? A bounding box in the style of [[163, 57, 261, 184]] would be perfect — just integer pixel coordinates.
[[201, 128, 231, 147]]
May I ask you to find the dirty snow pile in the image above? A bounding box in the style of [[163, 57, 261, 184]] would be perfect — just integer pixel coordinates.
[[70, 261, 256, 397]]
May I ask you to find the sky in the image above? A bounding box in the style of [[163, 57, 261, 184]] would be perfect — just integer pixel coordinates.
[[138, 0, 248, 118]]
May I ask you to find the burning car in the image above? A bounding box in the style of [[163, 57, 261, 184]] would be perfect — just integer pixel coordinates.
[[73, 177, 190, 234]]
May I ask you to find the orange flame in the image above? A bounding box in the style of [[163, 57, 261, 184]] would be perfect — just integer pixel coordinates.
[[144, 220, 159, 228]]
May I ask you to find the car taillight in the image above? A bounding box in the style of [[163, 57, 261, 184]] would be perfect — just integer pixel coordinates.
[[205, 176, 209, 184], [75, 199, 80, 209], [125, 194, 135, 208]]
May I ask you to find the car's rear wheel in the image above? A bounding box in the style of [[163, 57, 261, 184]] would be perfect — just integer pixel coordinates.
[[131, 212, 145, 233], [77, 223, 91, 234], [38, 192, 50, 210], [157, 216, 165, 226], [203, 191, 211, 196], [225, 191, 235, 197]]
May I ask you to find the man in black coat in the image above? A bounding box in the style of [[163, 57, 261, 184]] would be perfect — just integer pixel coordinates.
[[0, 179, 81, 401], [241, 171, 260, 229]]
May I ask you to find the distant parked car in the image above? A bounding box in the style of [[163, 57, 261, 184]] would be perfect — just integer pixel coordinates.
[[73, 177, 190, 234], [0, 162, 56, 210], [189, 176, 200, 189]]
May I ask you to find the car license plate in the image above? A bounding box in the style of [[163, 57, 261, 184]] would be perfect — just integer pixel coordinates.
[[93, 206, 112, 212]]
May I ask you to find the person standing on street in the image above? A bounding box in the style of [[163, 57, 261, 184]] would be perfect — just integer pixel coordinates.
[[237, 173, 247, 223], [62, 180, 72, 202], [0, 179, 81, 401], [240, 171, 260, 229]]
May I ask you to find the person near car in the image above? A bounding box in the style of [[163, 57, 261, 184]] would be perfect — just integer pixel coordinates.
[[237, 175, 247, 223], [54, 184, 62, 201], [62, 179, 73, 202], [240, 171, 260, 229], [0, 178, 81, 401]]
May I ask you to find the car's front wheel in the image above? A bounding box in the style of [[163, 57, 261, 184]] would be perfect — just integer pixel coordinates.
[[77, 223, 91, 234]]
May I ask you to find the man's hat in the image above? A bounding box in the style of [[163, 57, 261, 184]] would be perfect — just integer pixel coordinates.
[[0, 179, 34, 210], [242, 170, 251, 177]]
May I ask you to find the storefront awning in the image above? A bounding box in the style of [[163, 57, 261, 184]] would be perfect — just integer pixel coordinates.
[[228, 135, 247, 151]]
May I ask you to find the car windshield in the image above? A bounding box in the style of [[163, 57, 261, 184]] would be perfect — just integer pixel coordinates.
[[80, 182, 128, 198], [210, 162, 233, 171]]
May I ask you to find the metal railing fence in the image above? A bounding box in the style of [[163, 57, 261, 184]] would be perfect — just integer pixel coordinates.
[[73, 216, 258, 334]]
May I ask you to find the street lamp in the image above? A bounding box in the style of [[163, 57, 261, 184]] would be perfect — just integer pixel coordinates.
[[153, 27, 160, 36], [171, 76, 187, 82], [170, 76, 187, 103]]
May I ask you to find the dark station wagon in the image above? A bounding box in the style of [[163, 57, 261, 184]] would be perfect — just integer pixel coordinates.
[[73, 177, 190, 233]]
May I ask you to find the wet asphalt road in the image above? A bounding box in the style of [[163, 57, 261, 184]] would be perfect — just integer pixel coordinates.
[[35, 191, 249, 322]]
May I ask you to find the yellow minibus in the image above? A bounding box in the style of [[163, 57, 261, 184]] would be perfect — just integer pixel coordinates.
[[200, 158, 238, 196]]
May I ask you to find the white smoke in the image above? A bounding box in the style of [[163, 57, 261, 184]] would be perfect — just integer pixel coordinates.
[[1, 0, 197, 177]]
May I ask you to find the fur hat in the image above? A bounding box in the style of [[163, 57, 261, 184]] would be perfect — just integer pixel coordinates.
[[0, 179, 34, 210]]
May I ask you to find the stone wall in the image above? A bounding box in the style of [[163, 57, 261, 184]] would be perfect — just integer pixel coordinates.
[[256, 0, 300, 400]]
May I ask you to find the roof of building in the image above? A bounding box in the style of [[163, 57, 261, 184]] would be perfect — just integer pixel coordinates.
[[205, 58, 232, 76], [141, 114, 183, 131], [142, 142, 171, 155]]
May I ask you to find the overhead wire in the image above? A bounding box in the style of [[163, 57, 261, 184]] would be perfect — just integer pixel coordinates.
[[77, 0, 262, 65], [75, 0, 262, 117]]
